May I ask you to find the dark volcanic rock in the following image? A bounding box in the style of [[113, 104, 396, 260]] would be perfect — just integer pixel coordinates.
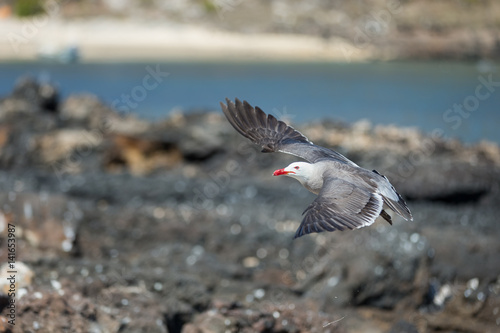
[[1, 83, 500, 333], [60, 94, 116, 129], [0, 77, 59, 116]]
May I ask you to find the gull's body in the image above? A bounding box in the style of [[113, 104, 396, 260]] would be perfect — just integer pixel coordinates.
[[220, 98, 412, 239]]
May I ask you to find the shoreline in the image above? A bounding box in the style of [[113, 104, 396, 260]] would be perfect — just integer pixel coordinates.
[[1, 17, 498, 63], [1, 0, 499, 64], [0, 18, 375, 63]]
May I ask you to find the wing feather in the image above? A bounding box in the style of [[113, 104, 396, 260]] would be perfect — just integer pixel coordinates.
[[372, 170, 413, 221], [295, 178, 383, 238], [221, 98, 357, 165]]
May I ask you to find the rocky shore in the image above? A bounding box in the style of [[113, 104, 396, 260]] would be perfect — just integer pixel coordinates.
[[0, 78, 500, 332]]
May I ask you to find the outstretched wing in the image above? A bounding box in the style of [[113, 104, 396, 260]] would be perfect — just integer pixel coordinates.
[[295, 178, 383, 238], [372, 170, 413, 221], [220, 98, 358, 166]]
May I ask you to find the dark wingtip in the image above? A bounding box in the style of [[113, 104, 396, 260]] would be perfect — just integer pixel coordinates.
[[223, 97, 240, 108], [243, 100, 252, 109], [380, 209, 393, 225], [221, 98, 235, 110], [398, 195, 413, 221], [293, 228, 304, 239]]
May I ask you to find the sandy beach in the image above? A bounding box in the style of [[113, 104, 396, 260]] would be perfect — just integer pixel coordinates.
[[1, 0, 500, 63], [0, 18, 374, 62]]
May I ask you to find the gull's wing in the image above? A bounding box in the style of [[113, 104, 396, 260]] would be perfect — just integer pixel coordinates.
[[220, 98, 358, 166], [372, 170, 413, 221], [294, 177, 383, 238]]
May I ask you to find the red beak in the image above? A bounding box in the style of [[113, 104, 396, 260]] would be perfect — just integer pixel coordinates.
[[273, 168, 294, 176]]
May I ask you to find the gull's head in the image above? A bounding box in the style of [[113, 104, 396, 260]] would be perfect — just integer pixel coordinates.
[[273, 162, 312, 182]]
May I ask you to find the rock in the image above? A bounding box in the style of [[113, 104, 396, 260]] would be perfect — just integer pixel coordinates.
[[389, 320, 419, 333], [59, 94, 115, 129], [184, 302, 330, 332], [11, 288, 91, 333], [0, 262, 34, 295], [188, 312, 228, 333], [0, 192, 81, 259], [10, 77, 59, 112], [104, 134, 183, 175], [0, 316, 11, 333], [0, 80, 500, 332], [0, 126, 9, 151], [34, 129, 103, 167], [151, 112, 227, 162], [95, 285, 168, 333], [0, 77, 58, 121]]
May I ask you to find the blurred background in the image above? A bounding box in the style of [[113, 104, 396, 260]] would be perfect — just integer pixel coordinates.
[[0, 1, 500, 332]]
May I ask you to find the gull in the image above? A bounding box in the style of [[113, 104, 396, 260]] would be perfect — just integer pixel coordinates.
[[220, 98, 412, 238]]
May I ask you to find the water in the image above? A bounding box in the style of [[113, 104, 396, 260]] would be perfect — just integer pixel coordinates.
[[0, 60, 498, 144]]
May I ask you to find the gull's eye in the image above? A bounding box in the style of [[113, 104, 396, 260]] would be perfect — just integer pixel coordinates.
[[294, 166, 300, 170]]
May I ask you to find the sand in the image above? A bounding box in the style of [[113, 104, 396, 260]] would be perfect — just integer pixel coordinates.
[[0, 18, 374, 63]]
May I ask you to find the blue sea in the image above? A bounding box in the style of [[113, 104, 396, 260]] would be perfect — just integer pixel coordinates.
[[0, 60, 498, 144]]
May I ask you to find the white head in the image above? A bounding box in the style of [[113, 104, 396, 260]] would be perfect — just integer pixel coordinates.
[[273, 161, 313, 184]]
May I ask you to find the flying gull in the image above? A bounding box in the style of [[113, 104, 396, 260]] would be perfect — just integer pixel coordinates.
[[220, 98, 413, 239]]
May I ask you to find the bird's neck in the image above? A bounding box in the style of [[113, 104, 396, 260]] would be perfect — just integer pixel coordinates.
[[296, 164, 323, 195]]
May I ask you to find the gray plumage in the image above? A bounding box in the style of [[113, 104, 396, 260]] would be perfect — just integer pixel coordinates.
[[220, 98, 413, 239]]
